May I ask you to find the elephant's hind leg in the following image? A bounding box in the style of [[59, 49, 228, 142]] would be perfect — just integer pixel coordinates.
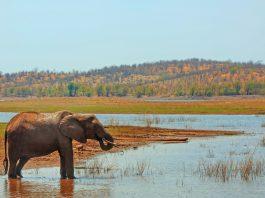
[[8, 146, 19, 179], [8, 159, 19, 178], [16, 157, 29, 178]]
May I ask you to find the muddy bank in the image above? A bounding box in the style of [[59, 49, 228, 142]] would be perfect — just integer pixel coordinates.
[[0, 126, 241, 172]]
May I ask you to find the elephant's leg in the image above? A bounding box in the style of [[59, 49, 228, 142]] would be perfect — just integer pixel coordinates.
[[8, 159, 19, 178], [65, 148, 75, 179], [59, 151, 67, 179], [60, 143, 75, 179], [8, 145, 19, 179], [16, 157, 29, 178]]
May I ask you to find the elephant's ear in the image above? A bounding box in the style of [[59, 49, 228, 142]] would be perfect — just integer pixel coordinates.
[[59, 115, 87, 143]]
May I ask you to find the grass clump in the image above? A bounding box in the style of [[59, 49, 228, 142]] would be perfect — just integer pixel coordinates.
[[135, 116, 161, 127], [260, 136, 265, 147], [206, 149, 215, 158], [145, 118, 153, 127], [197, 157, 265, 182], [145, 116, 161, 127], [76, 159, 116, 177], [108, 118, 120, 126], [120, 161, 151, 177], [76, 159, 152, 178], [136, 161, 150, 176]]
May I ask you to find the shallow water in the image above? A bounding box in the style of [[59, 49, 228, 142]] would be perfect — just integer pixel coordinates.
[[0, 113, 265, 197], [0, 113, 262, 132]]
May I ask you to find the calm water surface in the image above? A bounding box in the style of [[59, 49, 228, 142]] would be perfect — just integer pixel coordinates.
[[0, 113, 265, 197]]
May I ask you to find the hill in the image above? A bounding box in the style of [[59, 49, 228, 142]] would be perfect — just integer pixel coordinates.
[[1, 59, 265, 97]]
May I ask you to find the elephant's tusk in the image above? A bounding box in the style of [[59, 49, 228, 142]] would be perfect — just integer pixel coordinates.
[[102, 138, 117, 146]]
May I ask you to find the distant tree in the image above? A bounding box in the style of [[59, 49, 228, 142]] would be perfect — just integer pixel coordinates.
[[234, 82, 241, 95], [85, 89, 93, 97], [204, 87, 213, 97], [229, 66, 238, 74], [67, 82, 78, 97], [96, 84, 105, 97], [106, 85, 111, 97], [135, 86, 144, 98], [246, 82, 255, 95], [175, 88, 184, 96], [189, 86, 197, 96]]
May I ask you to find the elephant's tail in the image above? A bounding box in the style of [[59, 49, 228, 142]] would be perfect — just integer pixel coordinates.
[[3, 129, 8, 175]]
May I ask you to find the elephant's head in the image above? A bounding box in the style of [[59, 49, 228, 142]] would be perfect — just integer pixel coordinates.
[[59, 114, 114, 151]]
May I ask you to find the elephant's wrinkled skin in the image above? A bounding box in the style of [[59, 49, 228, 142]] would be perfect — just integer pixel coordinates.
[[2, 111, 114, 179]]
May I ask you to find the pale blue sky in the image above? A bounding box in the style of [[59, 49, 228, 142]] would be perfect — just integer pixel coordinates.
[[0, 0, 264, 73]]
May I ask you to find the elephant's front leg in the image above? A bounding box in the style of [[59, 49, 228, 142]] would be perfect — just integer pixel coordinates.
[[59, 151, 67, 179], [60, 142, 75, 179]]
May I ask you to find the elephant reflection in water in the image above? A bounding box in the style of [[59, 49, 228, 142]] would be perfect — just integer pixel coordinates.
[[5, 179, 74, 197], [60, 179, 74, 197], [5, 179, 111, 197]]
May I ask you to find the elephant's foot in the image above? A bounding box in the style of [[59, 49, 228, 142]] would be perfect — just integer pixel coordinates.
[[17, 173, 23, 178], [15, 169, 23, 178], [8, 174, 18, 179], [68, 176, 77, 179], [61, 176, 67, 179]]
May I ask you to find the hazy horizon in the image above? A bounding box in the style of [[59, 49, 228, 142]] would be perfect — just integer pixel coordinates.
[[0, 58, 264, 74], [0, 0, 264, 73]]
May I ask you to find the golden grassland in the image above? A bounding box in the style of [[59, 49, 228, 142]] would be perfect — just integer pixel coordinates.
[[0, 123, 5, 137], [0, 97, 265, 114]]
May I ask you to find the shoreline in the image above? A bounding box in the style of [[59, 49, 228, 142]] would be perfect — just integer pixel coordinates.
[[0, 125, 242, 173]]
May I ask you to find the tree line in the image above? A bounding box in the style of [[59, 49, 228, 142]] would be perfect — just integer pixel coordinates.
[[0, 59, 265, 97]]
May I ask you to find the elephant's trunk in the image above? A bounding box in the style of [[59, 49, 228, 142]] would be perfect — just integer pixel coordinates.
[[98, 133, 114, 151]]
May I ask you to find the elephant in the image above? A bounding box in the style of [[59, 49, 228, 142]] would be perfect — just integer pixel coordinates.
[[2, 111, 114, 179]]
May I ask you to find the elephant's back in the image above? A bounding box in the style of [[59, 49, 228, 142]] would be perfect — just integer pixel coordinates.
[[6, 112, 43, 134]]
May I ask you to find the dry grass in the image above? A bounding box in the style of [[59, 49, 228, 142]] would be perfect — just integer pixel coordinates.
[[135, 116, 161, 127], [197, 157, 265, 182], [108, 118, 120, 126], [145, 118, 154, 127], [0, 123, 6, 137], [260, 136, 265, 147], [1, 97, 265, 114], [168, 117, 198, 122], [76, 159, 117, 176], [145, 118, 153, 127], [121, 161, 151, 177], [206, 149, 215, 158], [135, 161, 150, 176], [76, 159, 151, 178]]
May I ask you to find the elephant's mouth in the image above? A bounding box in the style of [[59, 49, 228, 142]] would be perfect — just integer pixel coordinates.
[[95, 133, 115, 151]]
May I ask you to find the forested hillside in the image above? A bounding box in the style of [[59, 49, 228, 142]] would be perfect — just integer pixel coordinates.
[[1, 59, 265, 97]]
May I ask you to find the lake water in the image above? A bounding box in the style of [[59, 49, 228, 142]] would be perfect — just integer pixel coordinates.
[[0, 113, 265, 197]]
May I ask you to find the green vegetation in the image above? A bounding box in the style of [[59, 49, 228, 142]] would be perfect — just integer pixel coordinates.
[[0, 123, 6, 137], [1, 59, 265, 98]]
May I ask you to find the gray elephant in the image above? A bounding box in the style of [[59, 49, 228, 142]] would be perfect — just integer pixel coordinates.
[[2, 111, 114, 179]]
